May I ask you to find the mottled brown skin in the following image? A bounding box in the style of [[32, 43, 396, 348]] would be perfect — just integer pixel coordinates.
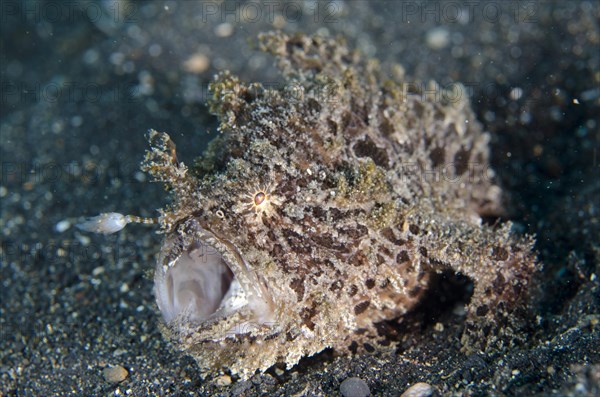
[[143, 32, 538, 379]]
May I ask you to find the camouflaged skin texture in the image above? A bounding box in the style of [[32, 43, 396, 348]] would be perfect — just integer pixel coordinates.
[[142, 32, 538, 380]]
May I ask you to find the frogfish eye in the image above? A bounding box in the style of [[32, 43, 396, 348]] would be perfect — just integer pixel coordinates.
[[254, 192, 266, 206]]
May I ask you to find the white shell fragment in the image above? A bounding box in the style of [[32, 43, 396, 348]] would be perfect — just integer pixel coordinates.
[[400, 382, 435, 397], [54, 219, 71, 233], [77, 212, 129, 234]]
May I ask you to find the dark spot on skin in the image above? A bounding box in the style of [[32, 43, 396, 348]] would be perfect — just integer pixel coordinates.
[[341, 224, 369, 240], [282, 228, 312, 254], [324, 260, 337, 269], [290, 278, 305, 302], [512, 284, 523, 297], [482, 325, 492, 337], [264, 217, 276, 233], [398, 141, 415, 155], [285, 37, 304, 52], [379, 115, 394, 136], [348, 341, 359, 354], [330, 280, 344, 291], [275, 206, 288, 218], [476, 305, 489, 316], [311, 206, 327, 220], [412, 101, 425, 117], [363, 343, 375, 353], [307, 97, 322, 113], [278, 180, 295, 196], [263, 333, 278, 341], [296, 176, 310, 188], [327, 118, 338, 135], [350, 252, 369, 267], [301, 306, 317, 331], [380, 246, 393, 258], [408, 286, 422, 298], [491, 246, 509, 261], [340, 111, 352, 133], [354, 300, 371, 315], [454, 147, 471, 176], [341, 110, 367, 138], [375, 322, 399, 339], [434, 108, 445, 121], [429, 146, 445, 168], [311, 234, 349, 251], [329, 207, 344, 221], [381, 227, 407, 246], [365, 279, 376, 289], [353, 137, 390, 168], [493, 273, 506, 294], [497, 301, 507, 312], [419, 246, 428, 257], [271, 244, 285, 260], [397, 251, 410, 264], [409, 224, 420, 235]]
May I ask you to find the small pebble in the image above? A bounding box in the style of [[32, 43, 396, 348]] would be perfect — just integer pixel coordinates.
[[183, 53, 210, 74], [340, 377, 370, 397], [54, 219, 71, 233], [102, 365, 128, 383], [92, 266, 105, 276], [400, 382, 434, 397], [215, 23, 233, 37], [425, 27, 449, 50], [215, 375, 232, 386]]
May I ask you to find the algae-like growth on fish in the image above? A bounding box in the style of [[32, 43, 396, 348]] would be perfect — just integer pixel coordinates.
[[80, 32, 538, 379]]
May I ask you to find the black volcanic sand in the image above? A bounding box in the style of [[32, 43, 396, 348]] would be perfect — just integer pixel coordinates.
[[1, 1, 598, 396]]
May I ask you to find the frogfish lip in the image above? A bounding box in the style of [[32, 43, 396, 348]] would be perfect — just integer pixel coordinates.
[[153, 219, 274, 330]]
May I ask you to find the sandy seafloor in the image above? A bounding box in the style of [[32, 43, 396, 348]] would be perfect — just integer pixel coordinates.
[[1, 1, 598, 396]]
